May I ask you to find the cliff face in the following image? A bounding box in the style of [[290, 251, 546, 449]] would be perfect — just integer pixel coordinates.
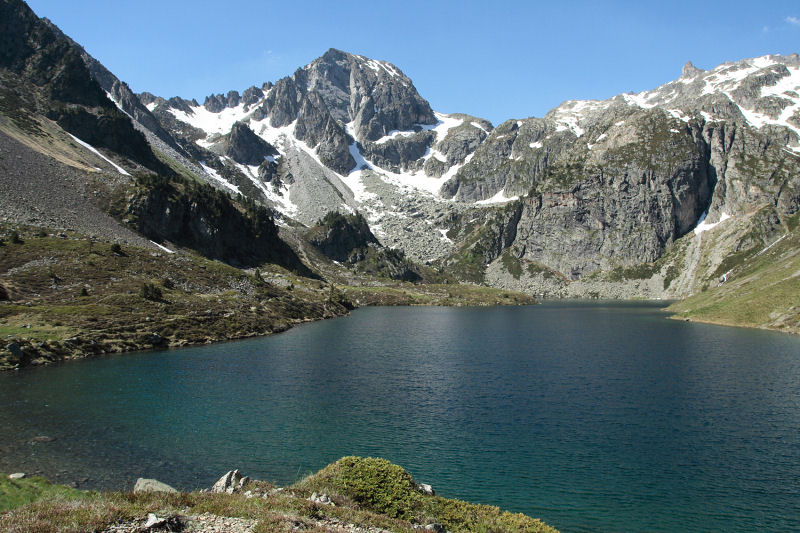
[[128, 175, 313, 274]]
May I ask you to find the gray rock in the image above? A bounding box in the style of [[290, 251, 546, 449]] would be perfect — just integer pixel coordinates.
[[309, 492, 334, 505], [146, 333, 164, 346], [242, 86, 264, 107], [225, 121, 278, 166], [211, 469, 249, 494], [681, 61, 704, 78], [417, 483, 435, 495], [133, 478, 177, 494]]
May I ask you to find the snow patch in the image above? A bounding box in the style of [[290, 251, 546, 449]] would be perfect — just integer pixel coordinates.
[[529, 141, 543, 149], [476, 189, 519, 205], [700, 111, 717, 123], [374, 129, 417, 144], [667, 109, 691, 123], [150, 240, 175, 254], [694, 212, 732, 235], [169, 101, 258, 137], [471, 121, 489, 133], [145, 102, 158, 112], [68, 134, 130, 176], [554, 115, 585, 137], [623, 92, 656, 109], [756, 233, 788, 256]]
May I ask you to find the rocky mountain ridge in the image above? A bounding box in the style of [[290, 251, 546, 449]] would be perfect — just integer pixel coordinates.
[[138, 47, 798, 302], [2, 0, 799, 329]]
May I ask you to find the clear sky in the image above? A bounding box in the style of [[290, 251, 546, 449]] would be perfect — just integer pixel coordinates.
[[24, 0, 800, 126]]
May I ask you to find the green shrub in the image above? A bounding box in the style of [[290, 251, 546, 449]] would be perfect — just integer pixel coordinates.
[[139, 283, 163, 301], [298, 456, 420, 519]]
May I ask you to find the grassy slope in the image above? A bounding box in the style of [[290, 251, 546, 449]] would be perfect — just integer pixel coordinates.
[[667, 220, 800, 333], [0, 224, 350, 369], [0, 458, 558, 532]]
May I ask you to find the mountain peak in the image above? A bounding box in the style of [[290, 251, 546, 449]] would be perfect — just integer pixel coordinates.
[[681, 61, 703, 78]]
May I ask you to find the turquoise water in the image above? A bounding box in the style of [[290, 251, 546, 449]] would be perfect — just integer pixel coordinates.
[[1, 302, 799, 532]]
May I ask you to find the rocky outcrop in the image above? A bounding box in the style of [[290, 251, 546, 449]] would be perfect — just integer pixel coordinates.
[[42, 19, 185, 155], [129, 175, 315, 274], [210, 470, 249, 494], [306, 211, 379, 263], [225, 121, 278, 166], [360, 131, 435, 173], [204, 90, 240, 112], [306, 211, 422, 281]]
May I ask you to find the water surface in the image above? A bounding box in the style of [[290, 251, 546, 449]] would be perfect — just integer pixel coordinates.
[[1, 302, 798, 532]]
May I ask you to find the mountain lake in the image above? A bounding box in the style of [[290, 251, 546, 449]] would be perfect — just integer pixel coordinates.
[[1, 301, 798, 532]]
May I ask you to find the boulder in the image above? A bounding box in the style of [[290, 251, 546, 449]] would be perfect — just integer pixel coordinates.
[[133, 478, 177, 494]]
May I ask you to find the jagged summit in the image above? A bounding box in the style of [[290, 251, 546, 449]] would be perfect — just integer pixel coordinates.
[[681, 60, 704, 78]]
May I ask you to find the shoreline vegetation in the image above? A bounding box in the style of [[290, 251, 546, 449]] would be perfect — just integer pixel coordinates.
[[0, 456, 559, 532], [0, 224, 536, 371]]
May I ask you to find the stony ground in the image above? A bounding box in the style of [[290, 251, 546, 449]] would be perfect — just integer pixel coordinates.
[[0, 129, 156, 249]]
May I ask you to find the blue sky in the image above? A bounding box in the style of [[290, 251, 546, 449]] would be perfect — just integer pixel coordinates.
[[25, 0, 800, 126]]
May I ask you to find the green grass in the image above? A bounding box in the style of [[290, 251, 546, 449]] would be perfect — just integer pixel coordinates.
[[501, 251, 523, 279], [0, 475, 87, 512]]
